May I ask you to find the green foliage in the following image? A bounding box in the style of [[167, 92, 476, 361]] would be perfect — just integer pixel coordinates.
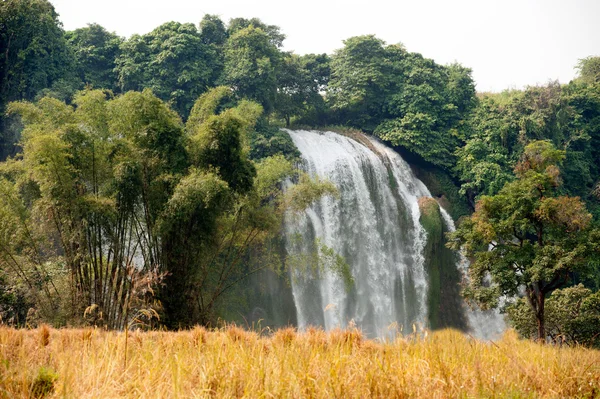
[[249, 120, 300, 161], [413, 166, 471, 220], [449, 141, 599, 340], [65, 24, 123, 91], [562, 80, 600, 214], [107, 89, 188, 173], [457, 81, 599, 210], [186, 86, 236, 128], [227, 18, 285, 48], [274, 53, 331, 127], [30, 366, 58, 398], [228, 100, 264, 135], [1, 89, 188, 328], [576, 56, 600, 85], [454, 90, 522, 203], [274, 54, 311, 127], [286, 237, 353, 292], [115, 22, 218, 117], [284, 174, 338, 212], [507, 285, 600, 347], [418, 197, 467, 330], [252, 155, 293, 199], [220, 25, 282, 112], [188, 112, 256, 193], [0, 0, 76, 159], [375, 113, 457, 169], [419, 197, 443, 233], [374, 55, 475, 168], [199, 15, 228, 47], [327, 35, 389, 131], [0, 174, 38, 324], [327, 35, 475, 168], [0, 272, 30, 325], [186, 86, 299, 167], [0, 0, 74, 102], [291, 54, 331, 126], [157, 170, 230, 237]]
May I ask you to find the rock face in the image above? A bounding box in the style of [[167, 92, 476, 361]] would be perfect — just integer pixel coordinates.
[[418, 197, 467, 331]]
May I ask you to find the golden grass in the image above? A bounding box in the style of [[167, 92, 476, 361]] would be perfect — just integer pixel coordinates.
[[1, 326, 599, 398]]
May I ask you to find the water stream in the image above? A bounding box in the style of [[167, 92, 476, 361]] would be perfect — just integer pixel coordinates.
[[283, 129, 504, 339]]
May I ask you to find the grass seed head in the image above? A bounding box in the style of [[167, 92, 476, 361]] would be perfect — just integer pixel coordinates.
[[273, 327, 296, 346], [329, 327, 363, 347], [226, 325, 254, 343], [306, 326, 327, 348], [192, 326, 208, 346], [81, 328, 93, 343], [39, 324, 50, 347]]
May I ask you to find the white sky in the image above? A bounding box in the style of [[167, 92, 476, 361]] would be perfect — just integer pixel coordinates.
[[50, 0, 599, 92]]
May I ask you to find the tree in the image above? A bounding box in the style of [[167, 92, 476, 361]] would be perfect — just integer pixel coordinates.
[[374, 52, 474, 169], [221, 25, 282, 112], [198, 14, 228, 86], [1, 85, 333, 329], [115, 22, 218, 117], [227, 17, 285, 48], [327, 35, 390, 130], [457, 81, 599, 209], [185, 86, 236, 129], [327, 35, 476, 168], [199, 14, 228, 47], [295, 53, 331, 125], [3, 89, 187, 328], [274, 54, 324, 127], [0, 0, 73, 102], [449, 141, 599, 341], [507, 284, 600, 347], [0, 0, 75, 159], [65, 24, 123, 91], [157, 92, 334, 327], [446, 63, 477, 115], [576, 56, 600, 85], [248, 118, 301, 161], [562, 79, 600, 215], [454, 92, 520, 205], [187, 110, 257, 193]]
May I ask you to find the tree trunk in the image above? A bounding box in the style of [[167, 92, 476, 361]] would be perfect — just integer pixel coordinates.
[[526, 284, 546, 343], [535, 290, 545, 342]]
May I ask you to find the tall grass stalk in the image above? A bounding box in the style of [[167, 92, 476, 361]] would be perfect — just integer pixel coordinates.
[[0, 326, 598, 398]]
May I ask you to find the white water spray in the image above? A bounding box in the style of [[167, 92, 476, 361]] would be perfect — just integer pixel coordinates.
[[439, 209, 506, 340], [284, 129, 504, 339]]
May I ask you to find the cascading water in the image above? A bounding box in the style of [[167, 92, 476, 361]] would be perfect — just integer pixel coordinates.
[[284, 129, 505, 339], [439, 209, 506, 340]]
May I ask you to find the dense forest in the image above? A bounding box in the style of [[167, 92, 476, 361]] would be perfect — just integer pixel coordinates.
[[1, 0, 599, 345]]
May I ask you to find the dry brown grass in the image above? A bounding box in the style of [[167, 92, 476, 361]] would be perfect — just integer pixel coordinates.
[[0, 326, 599, 398]]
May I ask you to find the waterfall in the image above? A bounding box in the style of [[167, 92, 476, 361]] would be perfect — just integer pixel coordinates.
[[284, 129, 505, 340], [439, 210, 506, 340]]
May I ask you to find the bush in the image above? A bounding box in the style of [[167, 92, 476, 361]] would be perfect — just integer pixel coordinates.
[[507, 284, 600, 347], [30, 367, 58, 398]]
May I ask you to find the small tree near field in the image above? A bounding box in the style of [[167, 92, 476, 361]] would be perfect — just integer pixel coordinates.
[[448, 140, 600, 341]]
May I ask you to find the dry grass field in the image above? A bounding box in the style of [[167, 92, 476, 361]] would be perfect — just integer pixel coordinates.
[[0, 325, 599, 398]]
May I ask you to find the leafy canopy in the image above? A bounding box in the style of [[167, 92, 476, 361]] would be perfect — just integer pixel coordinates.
[[449, 140, 598, 340]]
